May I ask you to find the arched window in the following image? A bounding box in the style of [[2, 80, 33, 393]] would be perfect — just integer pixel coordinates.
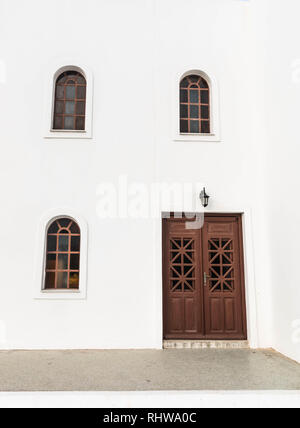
[[44, 218, 81, 290], [53, 71, 86, 130], [180, 74, 210, 134]]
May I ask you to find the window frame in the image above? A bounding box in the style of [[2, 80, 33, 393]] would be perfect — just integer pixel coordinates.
[[44, 218, 81, 291], [53, 71, 87, 132], [173, 69, 220, 142], [43, 62, 93, 140], [179, 74, 211, 134], [34, 210, 88, 300]]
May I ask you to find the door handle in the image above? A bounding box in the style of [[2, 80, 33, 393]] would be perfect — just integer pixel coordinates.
[[204, 272, 210, 286]]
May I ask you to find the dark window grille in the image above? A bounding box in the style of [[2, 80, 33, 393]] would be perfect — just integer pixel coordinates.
[[180, 74, 210, 134], [53, 71, 86, 131], [45, 218, 80, 290]]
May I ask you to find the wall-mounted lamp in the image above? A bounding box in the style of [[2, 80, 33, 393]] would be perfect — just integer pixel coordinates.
[[200, 187, 210, 208]]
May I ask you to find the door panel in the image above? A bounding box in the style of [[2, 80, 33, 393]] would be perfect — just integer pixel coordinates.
[[209, 298, 223, 332], [202, 216, 246, 339], [163, 217, 204, 339], [168, 297, 184, 332], [185, 297, 197, 333], [163, 214, 247, 340], [224, 298, 236, 331]]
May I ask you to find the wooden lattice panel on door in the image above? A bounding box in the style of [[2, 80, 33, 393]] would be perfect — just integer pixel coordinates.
[[170, 238, 195, 292], [208, 238, 234, 292]]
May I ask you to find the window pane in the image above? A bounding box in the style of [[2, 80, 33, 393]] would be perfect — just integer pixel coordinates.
[[69, 273, 79, 289], [180, 104, 188, 118], [64, 116, 74, 130], [190, 120, 199, 133], [201, 90, 209, 104], [77, 75, 86, 84], [190, 90, 199, 103], [57, 74, 67, 84], [58, 235, 69, 251], [55, 101, 64, 114], [56, 85, 64, 99], [190, 105, 199, 119], [180, 89, 188, 103], [75, 116, 85, 130], [180, 119, 188, 133], [70, 222, 80, 234], [180, 78, 189, 88], [58, 218, 71, 228], [45, 272, 55, 289], [76, 101, 85, 115], [65, 101, 75, 115], [70, 254, 80, 270], [189, 75, 199, 83], [58, 254, 68, 270], [48, 221, 58, 234], [71, 236, 80, 252], [201, 105, 209, 119], [65, 72, 77, 79], [66, 85, 76, 99], [200, 77, 208, 88], [46, 254, 56, 270], [77, 86, 86, 99], [201, 121, 210, 133], [47, 235, 57, 252], [53, 115, 63, 129], [57, 272, 68, 289]]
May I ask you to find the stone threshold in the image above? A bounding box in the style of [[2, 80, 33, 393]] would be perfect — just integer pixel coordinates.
[[163, 340, 249, 349]]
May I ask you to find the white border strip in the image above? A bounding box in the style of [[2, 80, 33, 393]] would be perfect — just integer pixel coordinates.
[[0, 391, 299, 408]]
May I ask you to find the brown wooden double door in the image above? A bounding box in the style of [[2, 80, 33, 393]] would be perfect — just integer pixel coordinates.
[[163, 214, 247, 340]]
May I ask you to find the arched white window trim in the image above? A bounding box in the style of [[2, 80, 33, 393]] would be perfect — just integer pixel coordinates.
[[34, 209, 88, 300], [43, 61, 93, 139], [173, 68, 220, 142]]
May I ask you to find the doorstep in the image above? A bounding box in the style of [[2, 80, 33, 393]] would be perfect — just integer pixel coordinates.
[[163, 340, 250, 349]]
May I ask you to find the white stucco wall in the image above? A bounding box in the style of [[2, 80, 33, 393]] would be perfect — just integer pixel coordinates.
[[0, 0, 298, 361], [252, 0, 300, 363]]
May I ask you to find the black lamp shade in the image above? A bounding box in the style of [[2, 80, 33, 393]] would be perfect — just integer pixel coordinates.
[[200, 188, 210, 208]]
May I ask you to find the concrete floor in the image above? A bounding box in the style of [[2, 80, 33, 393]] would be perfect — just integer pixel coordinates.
[[0, 348, 299, 391]]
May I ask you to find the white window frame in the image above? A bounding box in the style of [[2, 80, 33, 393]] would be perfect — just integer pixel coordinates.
[[34, 209, 88, 300], [173, 68, 221, 142], [43, 61, 93, 139]]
